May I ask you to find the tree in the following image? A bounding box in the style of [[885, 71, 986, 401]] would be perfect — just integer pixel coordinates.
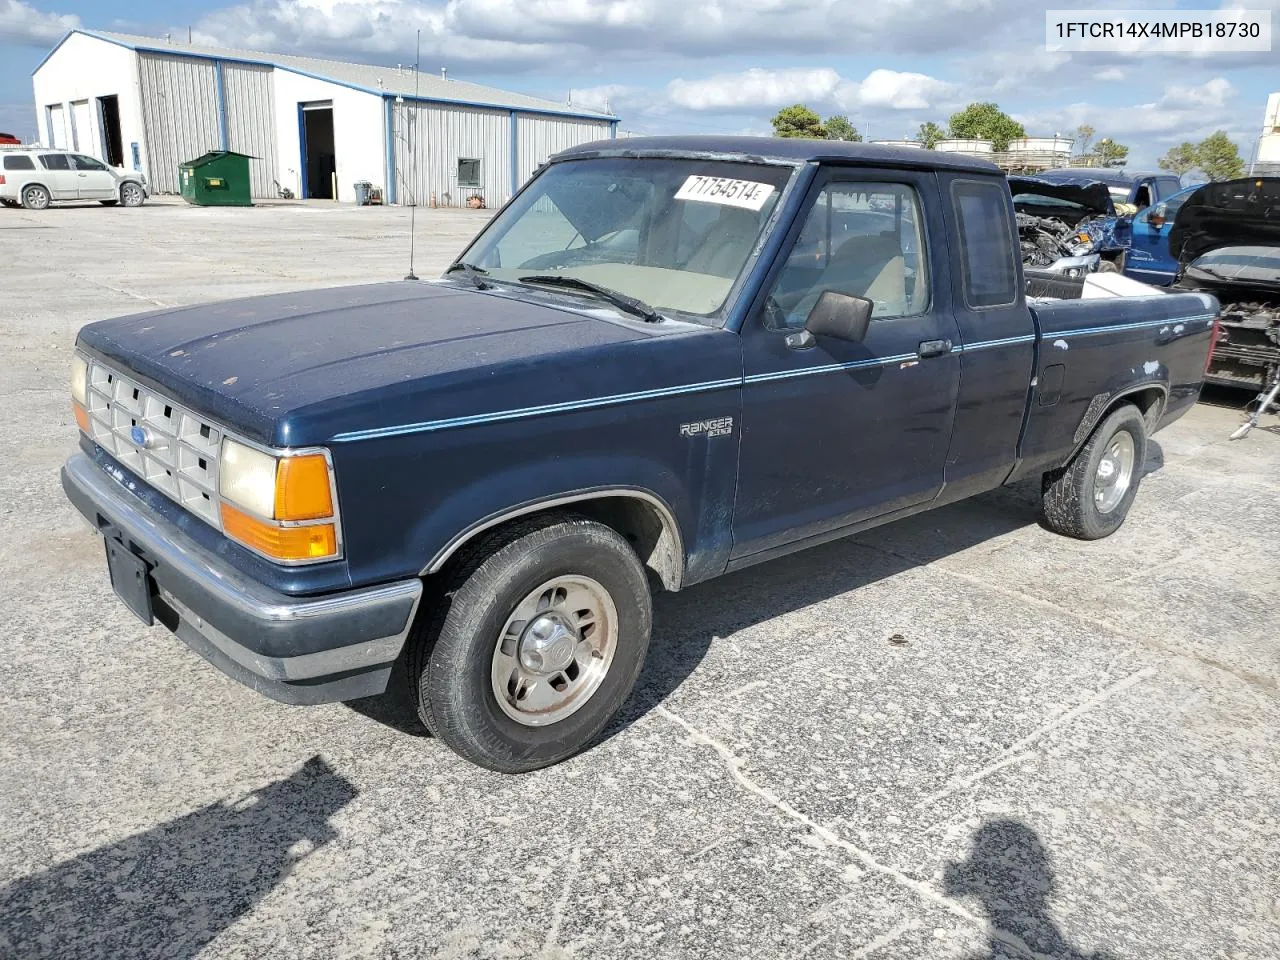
[[824, 115, 861, 142], [947, 102, 1026, 151], [771, 104, 826, 139], [1095, 137, 1129, 167], [1158, 142, 1199, 176], [1195, 131, 1244, 181], [916, 121, 946, 149], [1075, 124, 1095, 158]]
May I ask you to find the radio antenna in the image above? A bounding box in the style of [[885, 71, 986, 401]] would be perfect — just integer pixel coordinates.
[[405, 28, 422, 280]]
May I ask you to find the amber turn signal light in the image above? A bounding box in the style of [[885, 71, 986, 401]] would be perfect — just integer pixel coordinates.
[[275, 453, 334, 521], [72, 401, 90, 433], [220, 502, 338, 562]]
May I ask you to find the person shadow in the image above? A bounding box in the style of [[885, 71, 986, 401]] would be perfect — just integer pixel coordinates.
[[0, 756, 357, 960], [943, 819, 1117, 960]]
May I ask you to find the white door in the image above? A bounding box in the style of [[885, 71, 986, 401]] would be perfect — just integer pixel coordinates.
[[36, 153, 79, 199], [71, 154, 117, 199], [71, 101, 95, 156], [47, 105, 69, 150]]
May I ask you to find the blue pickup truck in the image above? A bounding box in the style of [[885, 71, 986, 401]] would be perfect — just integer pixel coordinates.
[[62, 137, 1218, 771]]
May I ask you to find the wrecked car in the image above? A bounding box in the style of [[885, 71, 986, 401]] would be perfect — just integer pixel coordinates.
[[1171, 176, 1280, 392], [62, 137, 1219, 773], [1009, 175, 1121, 277]]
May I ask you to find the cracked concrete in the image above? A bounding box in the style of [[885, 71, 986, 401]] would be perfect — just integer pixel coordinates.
[[1, 199, 1278, 960]]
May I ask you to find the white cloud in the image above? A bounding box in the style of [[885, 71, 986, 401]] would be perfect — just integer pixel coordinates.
[[667, 66, 951, 113], [1156, 77, 1233, 111], [0, 0, 78, 45], [668, 68, 842, 111], [849, 68, 953, 111], [1095, 67, 1125, 82]]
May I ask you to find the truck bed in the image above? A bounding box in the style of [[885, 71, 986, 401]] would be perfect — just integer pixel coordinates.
[[1009, 287, 1218, 482]]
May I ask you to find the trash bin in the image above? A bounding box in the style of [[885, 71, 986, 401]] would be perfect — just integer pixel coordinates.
[[353, 181, 372, 206], [178, 151, 254, 206]]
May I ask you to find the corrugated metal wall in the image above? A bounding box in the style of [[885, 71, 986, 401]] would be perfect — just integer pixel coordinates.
[[515, 115, 612, 187], [392, 101, 510, 207], [223, 62, 278, 199], [137, 53, 221, 194]]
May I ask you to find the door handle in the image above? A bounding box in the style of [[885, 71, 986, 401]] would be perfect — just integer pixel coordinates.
[[917, 339, 952, 359], [78, 173, 87, 177]]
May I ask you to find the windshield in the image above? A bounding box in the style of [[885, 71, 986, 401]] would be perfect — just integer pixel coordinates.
[[460, 157, 793, 320], [1189, 246, 1280, 283], [1012, 193, 1086, 211]]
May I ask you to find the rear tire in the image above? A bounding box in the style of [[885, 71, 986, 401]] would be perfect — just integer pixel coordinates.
[[21, 185, 50, 210], [410, 515, 652, 772], [1041, 404, 1147, 540]]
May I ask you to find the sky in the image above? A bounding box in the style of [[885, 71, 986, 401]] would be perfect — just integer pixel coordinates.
[[0, 0, 1276, 168]]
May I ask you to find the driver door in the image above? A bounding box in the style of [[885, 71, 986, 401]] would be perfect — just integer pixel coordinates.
[[731, 170, 962, 561], [71, 154, 118, 199]]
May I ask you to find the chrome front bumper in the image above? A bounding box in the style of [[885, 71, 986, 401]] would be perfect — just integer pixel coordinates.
[[61, 453, 422, 704]]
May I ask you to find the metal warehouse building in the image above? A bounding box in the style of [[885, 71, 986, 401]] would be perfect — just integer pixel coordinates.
[[32, 30, 618, 204]]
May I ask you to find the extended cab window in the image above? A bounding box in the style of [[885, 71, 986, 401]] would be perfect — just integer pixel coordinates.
[[3, 155, 35, 170], [38, 154, 70, 171], [765, 181, 928, 329], [952, 180, 1018, 308]]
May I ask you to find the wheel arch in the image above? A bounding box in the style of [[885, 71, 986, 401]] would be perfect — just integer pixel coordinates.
[[422, 488, 686, 591], [1070, 381, 1167, 462]]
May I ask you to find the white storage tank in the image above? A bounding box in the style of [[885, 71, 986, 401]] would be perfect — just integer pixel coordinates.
[[1007, 136, 1073, 160], [935, 138, 993, 155], [870, 139, 923, 149]]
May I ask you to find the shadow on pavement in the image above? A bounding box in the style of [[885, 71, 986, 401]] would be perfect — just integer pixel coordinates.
[[944, 819, 1116, 960], [0, 756, 356, 960], [606, 480, 1050, 736]]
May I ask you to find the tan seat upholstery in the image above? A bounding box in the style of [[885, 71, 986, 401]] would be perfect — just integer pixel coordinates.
[[685, 208, 761, 278], [790, 231, 909, 322]]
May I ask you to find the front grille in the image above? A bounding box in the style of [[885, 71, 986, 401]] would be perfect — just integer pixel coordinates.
[[83, 359, 224, 528]]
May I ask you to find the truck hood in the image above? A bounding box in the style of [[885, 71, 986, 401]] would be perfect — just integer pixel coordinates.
[[1008, 176, 1115, 218], [1169, 177, 1280, 265], [76, 281, 664, 444]]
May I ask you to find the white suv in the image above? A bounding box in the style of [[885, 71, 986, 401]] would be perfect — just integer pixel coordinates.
[[0, 149, 147, 210]]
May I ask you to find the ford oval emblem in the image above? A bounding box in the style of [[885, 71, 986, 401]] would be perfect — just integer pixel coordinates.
[[130, 425, 151, 448]]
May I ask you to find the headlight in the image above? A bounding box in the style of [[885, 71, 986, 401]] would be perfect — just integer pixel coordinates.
[[218, 438, 339, 562], [71, 354, 88, 405], [71, 353, 89, 432], [219, 439, 278, 517]]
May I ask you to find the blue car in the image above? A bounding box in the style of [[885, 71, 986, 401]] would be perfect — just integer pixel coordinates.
[[1122, 184, 1202, 286]]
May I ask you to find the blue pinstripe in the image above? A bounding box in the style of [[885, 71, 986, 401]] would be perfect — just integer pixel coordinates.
[[329, 314, 1216, 442]]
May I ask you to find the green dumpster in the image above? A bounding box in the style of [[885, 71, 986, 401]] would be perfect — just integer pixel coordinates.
[[178, 151, 254, 206]]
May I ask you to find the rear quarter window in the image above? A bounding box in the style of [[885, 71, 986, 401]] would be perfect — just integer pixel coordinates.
[[3, 155, 36, 170], [951, 179, 1019, 309]]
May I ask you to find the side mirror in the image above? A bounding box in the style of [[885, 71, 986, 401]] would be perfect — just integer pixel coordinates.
[[805, 291, 873, 342], [1148, 205, 1167, 229]]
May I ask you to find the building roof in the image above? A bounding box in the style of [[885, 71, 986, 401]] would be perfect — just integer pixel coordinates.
[[554, 135, 1004, 174], [39, 29, 615, 122]]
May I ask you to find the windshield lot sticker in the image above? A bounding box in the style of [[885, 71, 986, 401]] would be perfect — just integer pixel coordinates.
[[680, 416, 734, 439], [675, 176, 775, 211]]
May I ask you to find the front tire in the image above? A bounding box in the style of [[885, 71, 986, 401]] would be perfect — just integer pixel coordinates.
[[411, 515, 652, 772], [1041, 404, 1147, 540], [120, 182, 145, 207]]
